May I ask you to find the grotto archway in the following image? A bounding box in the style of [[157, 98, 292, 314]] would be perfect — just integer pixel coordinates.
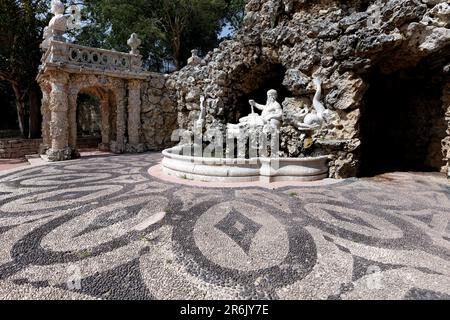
[[359, 64, 448, 177], [227, 61, 290, 124]]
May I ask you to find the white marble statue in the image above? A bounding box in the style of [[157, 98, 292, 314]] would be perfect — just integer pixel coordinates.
[[188, 49, 202, 66], [227, 89, 283, 135], [42, 1, 67, 49], [41, 1, 81, 50], [196, 96, 206, 128], [296, 77, 333, 131], [249, 89, 283, 130]]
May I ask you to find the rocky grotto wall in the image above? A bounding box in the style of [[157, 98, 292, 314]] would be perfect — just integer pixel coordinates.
[[141, 73, 178, 151], [443, 83, 450, 176], [172, 0, 450, 178]]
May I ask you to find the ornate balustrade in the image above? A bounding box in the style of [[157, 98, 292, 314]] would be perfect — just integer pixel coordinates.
[[39, 41, 148, 79]]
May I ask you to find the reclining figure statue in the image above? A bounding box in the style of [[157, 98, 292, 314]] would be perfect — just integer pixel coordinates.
[[227, 89, 283, 136]]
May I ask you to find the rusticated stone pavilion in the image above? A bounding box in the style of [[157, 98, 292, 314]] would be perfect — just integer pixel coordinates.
[[37, 1, 177, 161]]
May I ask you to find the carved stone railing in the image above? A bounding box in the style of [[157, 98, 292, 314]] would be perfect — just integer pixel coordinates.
[[39, 40, 148, 79]]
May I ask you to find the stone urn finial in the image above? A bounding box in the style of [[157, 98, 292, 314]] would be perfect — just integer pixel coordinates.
[[127, 33, 142, 55]]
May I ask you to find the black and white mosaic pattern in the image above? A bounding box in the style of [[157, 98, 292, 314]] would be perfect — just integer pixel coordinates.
[[0, 153, 449, 300]]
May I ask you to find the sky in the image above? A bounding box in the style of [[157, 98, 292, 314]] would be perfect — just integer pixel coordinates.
[[219, 23, 234, 39]]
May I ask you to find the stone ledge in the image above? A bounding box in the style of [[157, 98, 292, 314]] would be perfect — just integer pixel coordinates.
[[0, 137, 102, 159]]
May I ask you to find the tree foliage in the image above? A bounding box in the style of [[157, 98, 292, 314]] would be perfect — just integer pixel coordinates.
[[0, 0, 50, 138], [224, 0, 246, 32], [76, 1, 163, 62], [77, 0, 236, 70]]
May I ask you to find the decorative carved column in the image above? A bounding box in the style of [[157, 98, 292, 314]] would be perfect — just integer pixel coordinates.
[[47, 72, 72, 161], [38, 77, 52, 155], [68, 86, 80, 158], [126, 79, 145, 152], [112, 83, 126, 154], [99, 98, 111, 151]]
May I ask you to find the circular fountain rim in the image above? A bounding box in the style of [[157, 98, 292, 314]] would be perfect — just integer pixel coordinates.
[[162, 145, 331, 164], [159, 145, 332, 184]]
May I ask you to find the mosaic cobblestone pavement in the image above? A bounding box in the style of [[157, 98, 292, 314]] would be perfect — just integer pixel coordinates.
[[0, 153, 449, 300]]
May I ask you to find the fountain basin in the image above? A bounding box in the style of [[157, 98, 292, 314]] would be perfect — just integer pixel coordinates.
[[162, 146, 330, 183]]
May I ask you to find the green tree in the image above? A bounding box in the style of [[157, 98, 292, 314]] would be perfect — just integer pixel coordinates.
[[76, 0, 164, 63], [224, 0, 246, 32], [0, 0, 49, 138], [157, 0, 226, 69], [78, 0, 227, 70]]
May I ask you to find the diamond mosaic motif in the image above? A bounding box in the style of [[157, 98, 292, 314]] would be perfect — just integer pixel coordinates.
[[215, 209, 262, 254]]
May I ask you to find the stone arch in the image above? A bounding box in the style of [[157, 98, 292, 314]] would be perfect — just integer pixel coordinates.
[[76, 92, 101, 137], [62, 74, 139, 156], [37, 39, 149, 161], [226, 59, 289, 125], [71, 85, 117, 152], [195, 48, 291, 127]]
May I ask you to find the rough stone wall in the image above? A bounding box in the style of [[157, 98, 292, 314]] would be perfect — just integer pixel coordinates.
[[0, 131, 22, 139], [0, 139, 42, 159], [172, 0, 450, 178], [0, 137, 101, 159], [140, 73, 178, 151]]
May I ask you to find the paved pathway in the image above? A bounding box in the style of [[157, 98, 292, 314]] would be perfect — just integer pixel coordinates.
[[0, 159, 29, 172], [0, 153, 449, 300]]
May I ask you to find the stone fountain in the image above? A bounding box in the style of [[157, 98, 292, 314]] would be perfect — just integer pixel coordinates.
[[35, 0, 450, 179], [161, 77, 334, 183]]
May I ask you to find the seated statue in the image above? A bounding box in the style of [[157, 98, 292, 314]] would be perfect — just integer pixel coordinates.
[[227, 89, 283, 139], [240, 89, 283, 130]]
